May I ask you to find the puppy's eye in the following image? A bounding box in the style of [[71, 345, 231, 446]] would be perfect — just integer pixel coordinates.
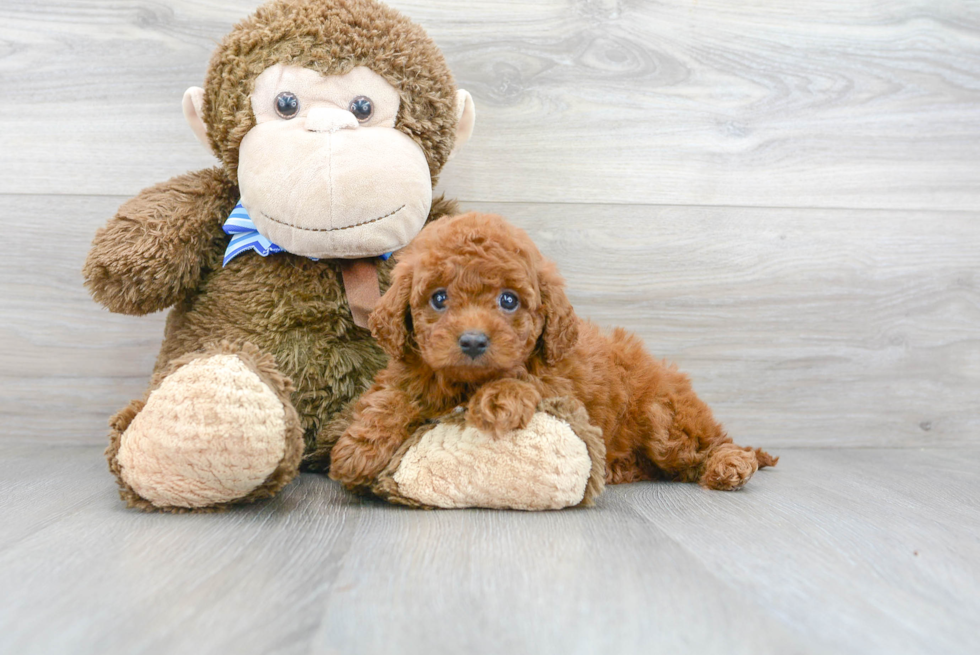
[[349, 96, 374, 122], [430, 289, 448, 311], [498, 291, 520, 312], [275, 92, 299, 119]]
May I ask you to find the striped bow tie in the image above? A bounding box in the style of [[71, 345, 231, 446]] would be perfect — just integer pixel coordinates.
[[222, 203, 286, 266]]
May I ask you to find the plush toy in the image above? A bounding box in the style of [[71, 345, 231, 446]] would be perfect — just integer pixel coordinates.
[[84, 0, 603, 512]]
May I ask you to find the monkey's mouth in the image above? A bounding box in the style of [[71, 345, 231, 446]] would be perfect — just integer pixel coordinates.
[[259, 205, 405, 232]]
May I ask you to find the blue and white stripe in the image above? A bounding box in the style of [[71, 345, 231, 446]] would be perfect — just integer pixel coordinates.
[[222, 203, 284, 266]]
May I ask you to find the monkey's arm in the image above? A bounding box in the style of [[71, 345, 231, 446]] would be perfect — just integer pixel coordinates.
[[83, 167, 235, 315]]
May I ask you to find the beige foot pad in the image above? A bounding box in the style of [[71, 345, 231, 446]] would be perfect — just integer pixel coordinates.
[[109, 344, 303, 511], [374, 397, 606, 510]]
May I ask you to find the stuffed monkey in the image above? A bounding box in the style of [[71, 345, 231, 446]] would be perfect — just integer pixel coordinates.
[[84, 0, 604, 512]]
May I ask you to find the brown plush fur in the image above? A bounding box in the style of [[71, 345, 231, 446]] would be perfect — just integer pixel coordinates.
[[330, 213, 777, 492], [84, 0, 465, 509], [85, 163, 459, 461]]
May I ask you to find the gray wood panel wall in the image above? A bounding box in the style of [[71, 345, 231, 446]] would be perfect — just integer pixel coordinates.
[[1, 0, 978, 448]]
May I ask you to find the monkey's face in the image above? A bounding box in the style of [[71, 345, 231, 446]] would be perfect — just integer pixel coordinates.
[[236, 64, 433, 259]]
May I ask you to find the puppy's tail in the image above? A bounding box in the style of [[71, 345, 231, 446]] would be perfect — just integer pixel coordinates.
[[754, 448, 779, 468]]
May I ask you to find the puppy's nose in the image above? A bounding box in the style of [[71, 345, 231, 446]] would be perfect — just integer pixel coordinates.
[[458, 331, 489, 359]]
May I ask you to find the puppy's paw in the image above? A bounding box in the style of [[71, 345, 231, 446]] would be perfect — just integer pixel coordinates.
[[329, 431, 394, 492], [699, 445, 759, 491], [466, 379, 542, 438]]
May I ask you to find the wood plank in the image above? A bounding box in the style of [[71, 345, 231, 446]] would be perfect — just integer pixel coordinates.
[[625, 448, 980, 655], [0, 447, 363, 655], [1, 1, 978, 209], [0, 444, 115, 550], [1, 446, 977, 654], [309, 449, 980, 655], [3, 194, 977, 447], [308, 484, 812, 655]]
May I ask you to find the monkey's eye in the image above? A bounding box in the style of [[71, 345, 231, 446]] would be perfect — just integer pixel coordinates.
[[430, 289, 448, 312], [275, 92, 299, 119], [349, 96, 374, 122], [498, 291, 520, 312]]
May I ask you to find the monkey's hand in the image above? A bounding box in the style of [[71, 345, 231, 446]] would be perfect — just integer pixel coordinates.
[[466, 379, 542, 439], [83, 167, 234, 315]]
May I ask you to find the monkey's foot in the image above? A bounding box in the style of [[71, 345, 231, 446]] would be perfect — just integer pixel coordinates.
[[373, 397, 606, 510], [106, 344, 304, 512]]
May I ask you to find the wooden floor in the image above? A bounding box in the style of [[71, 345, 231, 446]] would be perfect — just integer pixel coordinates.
[[1, 444, 977, 655]]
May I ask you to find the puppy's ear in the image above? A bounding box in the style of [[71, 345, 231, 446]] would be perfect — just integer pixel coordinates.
[[536, 259, 579, 365], [369, 261, 414, 360]]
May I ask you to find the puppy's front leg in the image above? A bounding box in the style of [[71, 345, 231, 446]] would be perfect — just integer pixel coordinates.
[[330, 385, 422, 492], [467, 379, 542, 439]]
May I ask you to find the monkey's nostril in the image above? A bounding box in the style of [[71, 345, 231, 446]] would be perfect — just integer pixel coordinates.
[[458, 331, 489, 359]]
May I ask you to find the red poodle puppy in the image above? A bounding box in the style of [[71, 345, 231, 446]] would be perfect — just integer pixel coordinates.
[[330, 212, 776, 493]]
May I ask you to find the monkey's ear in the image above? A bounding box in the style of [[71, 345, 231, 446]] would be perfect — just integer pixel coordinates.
[[369, 263, 415, 360], [182, 86, 210, 151], [448, 90, 476, 161]]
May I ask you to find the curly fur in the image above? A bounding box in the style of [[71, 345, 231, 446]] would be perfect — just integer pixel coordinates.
[[330, 212, 777, 491]]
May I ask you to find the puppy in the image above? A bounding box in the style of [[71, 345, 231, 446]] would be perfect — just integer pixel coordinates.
[[329, 212, 776, 493]]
